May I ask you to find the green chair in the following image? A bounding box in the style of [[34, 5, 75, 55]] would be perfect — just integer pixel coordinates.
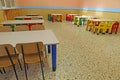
[[15, 18, 23, 20], [74, 17, 78, 25], [48, 14, 52, 21]]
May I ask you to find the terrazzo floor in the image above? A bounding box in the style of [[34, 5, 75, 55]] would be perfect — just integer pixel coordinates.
[[0, 21, 120, 80]]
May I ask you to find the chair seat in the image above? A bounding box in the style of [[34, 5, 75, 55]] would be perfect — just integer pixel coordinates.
[[0, 54, 18, 67], [31, 24, 45, 30], [24, 52, 44, 64], [14, 25, 29, 31]]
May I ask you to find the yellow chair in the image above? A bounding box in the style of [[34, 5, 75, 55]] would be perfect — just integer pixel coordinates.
[[73, 15, 76, 21], [92, 21, 100, 33], [0, 26, 12, 32], [106, 21, 113, 33], [97, 21, 107, 35], [56, 15, 60, 22], [31, 24, 45, 30], [16, 42, 46, 80], [14, 25, 29, 31], [0, 44, 21, 80], [77, 17, 80, 27], [86, 20, 94, 31]]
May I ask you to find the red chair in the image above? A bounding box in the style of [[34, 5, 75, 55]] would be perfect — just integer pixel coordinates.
[[66, 14, 69, 21], [66, 14, 71, 21], [71, 15, 74, 21], [111, 21, 119, 34], [52, 15, 55, 22], [60, 15, 62, 22], [24, 18, 31, 20]]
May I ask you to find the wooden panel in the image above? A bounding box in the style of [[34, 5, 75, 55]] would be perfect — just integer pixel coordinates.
[[5, 9, 79, 20], [4, 8, 120, 21], [0, 10, 5, 22], [4, 9, 21, 20]]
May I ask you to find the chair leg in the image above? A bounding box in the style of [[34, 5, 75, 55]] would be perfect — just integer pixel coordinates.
[[5, 47, 18, 80], [24, 63, 28, 80], [44, 45, 47, 58], [12, 64, 19, 80], [40, 61, 45, 80], [0, 69, 3, 74], [26, 64, 28, 70], [21, 45, 28, 80], [37, 43, 45, 80], [3, 68, 6, 73], [18, 59, 22, 70]]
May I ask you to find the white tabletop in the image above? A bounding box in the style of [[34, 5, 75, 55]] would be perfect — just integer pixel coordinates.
[[69, 14, 79, 16], [75, 15, 93, 18], [90, 19, 117, 22], [51, 14, 62, 15], [1, 20, 44, 24], [0, 30, 59, 46], [15, 16, 43, 19], [26, 13, 38, 16]]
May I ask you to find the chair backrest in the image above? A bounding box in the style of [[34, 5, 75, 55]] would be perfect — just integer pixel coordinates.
[[24, 18, 31, 20], [0, 26, 12, 32], [14, 25, 29, 31], [94, 21, 100, 26], [0, 44, 18, 67], [31, 24, 45, 30], [16, 42, 44, 55], [0, 44, 15, 57], [107, 21, 113, 28], [99, 22, 107, 28], [112, 21, 119, 28]]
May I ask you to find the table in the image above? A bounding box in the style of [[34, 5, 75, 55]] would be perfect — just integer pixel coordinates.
[[26, 13, 38, 16], [0, 20, 44, 30], [66, 14, 79, 21], [90, 19, 117, 22], [74, 15, 94, 26], [0, 30, 59, 71], [14, 16, 43, 20], [1, 20, 44, 24], [51, 14, 62, 22]]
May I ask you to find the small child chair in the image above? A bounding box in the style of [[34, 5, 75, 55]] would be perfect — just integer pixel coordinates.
[[111, 21, 119, 34]]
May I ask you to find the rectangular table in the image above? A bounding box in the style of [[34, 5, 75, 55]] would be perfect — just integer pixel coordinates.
[[67, 14, 79, 21], [14, 16, 43, 20], [74, 15, 94, 26], [0, 30, 59, 71], [51, 14, 62, 22], [1, 20, 44, 24], [26, 13, 38, 16], [0, 20, 44, 30]]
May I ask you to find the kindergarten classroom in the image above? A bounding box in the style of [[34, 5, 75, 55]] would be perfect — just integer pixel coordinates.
[[0, 0, 120, 80]]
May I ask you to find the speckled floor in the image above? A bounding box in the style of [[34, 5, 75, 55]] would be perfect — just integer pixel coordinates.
[[0, 21, 120, 80]]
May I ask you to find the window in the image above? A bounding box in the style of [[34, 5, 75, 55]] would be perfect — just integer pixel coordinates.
[[1, 0, 15, 9]]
